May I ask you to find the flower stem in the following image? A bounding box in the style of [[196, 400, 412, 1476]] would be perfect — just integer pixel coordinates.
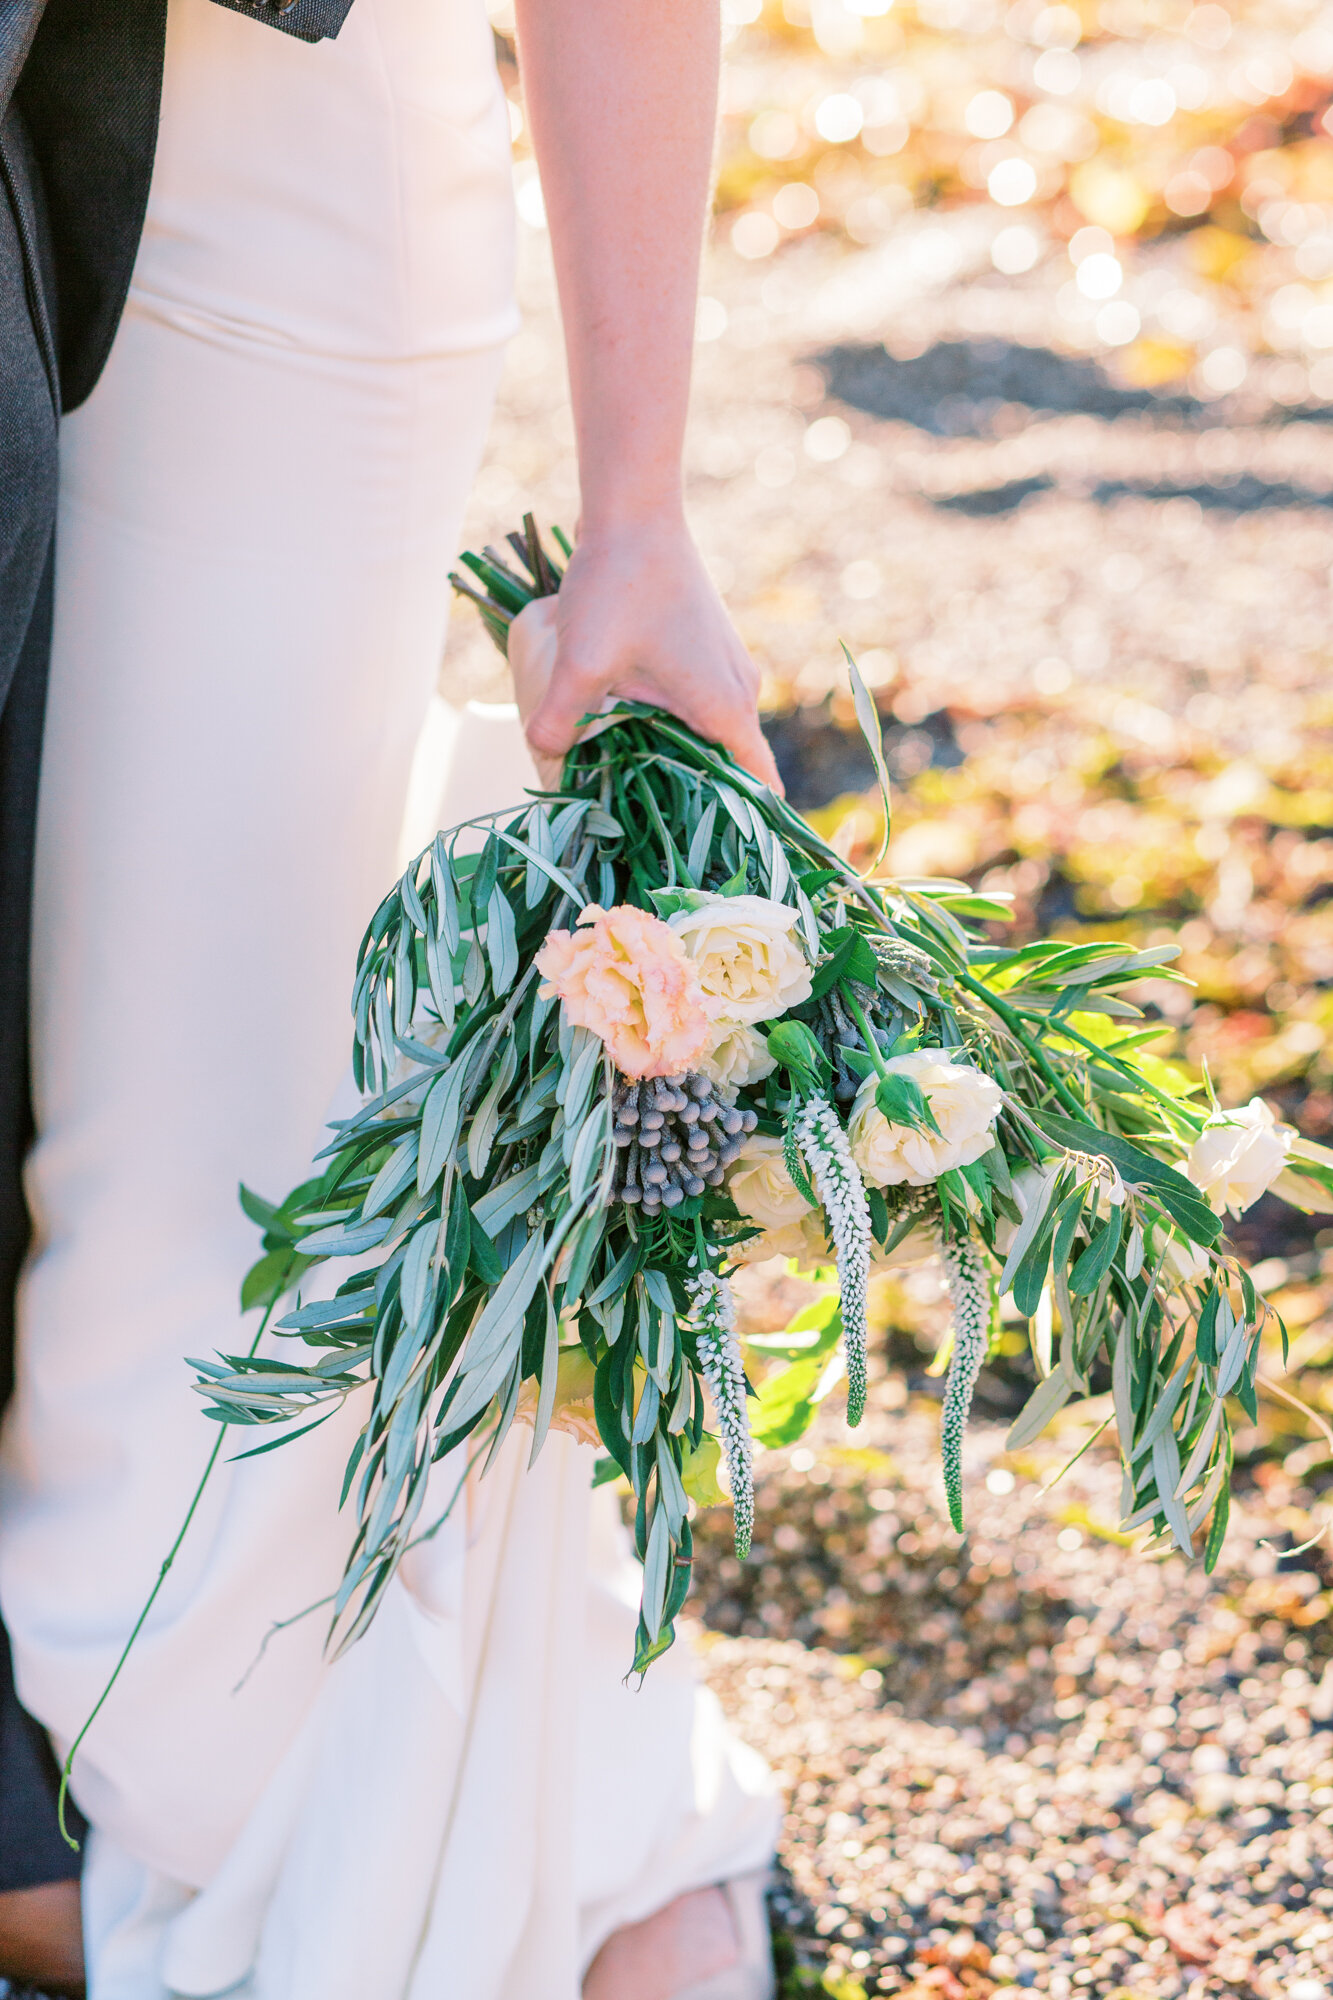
[[958, 972, 1085, 1119], [842, 987, 889, 1081], [1034, 1012, 1207, 1134], [56, 1269, 294, 1845]]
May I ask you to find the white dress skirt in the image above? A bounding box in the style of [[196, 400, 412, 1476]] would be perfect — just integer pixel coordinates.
[[0, 0, 779, 1992]]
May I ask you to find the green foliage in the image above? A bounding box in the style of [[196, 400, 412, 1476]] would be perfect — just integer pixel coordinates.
[[767, 1019, 830, 1093], [193, 519, 1284, 1672], [873, 1070, 940, 1135], [749, 1295, 844, 1448]]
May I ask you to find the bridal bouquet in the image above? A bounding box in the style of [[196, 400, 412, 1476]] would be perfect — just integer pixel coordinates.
[[197, 520, 1333, 1673]]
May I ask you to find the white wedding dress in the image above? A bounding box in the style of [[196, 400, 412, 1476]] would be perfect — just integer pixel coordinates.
[[0, 0, 779, 1992]]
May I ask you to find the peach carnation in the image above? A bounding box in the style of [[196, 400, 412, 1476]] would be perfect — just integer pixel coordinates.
[[535, 903, 712, 1079]]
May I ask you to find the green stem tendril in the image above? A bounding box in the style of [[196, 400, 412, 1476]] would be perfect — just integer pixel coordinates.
[[958, 973, 1085, 1120], [56, 1270, 293, 1846]]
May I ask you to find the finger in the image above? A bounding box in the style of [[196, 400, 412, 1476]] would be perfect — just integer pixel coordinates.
[[647, 665, 784, 796], [507, 597, 559, 731], [615, 675, 784, 795], [717, 711, 784, 795], [684, 629, 783, 794], [531, 746, 565, 791], [524, 658, 609, 761]]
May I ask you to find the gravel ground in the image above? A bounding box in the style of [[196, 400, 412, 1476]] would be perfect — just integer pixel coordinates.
[[688, 1335, 1333, 2000]]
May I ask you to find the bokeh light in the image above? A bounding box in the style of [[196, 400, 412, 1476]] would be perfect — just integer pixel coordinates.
[[772, 180, 821, 229], [814, 92, 865, 143], [991, 223, 1040, 273], [987, 158, 1037, 207], [1075, 252, 1123, 299], [731, 210, 780, 258], [964, 89, 1014, 140]]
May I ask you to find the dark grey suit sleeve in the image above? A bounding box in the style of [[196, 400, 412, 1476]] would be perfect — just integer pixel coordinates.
[[207, 0, 355, 43]]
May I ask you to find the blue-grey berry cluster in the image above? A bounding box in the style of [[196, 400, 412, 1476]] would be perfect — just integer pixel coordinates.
[[612, 1073, 758, 1216]]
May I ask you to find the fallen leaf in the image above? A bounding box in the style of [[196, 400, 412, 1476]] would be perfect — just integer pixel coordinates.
[[1161, 1903, 1220, 1965], [919, 1935, 993, 1973], [900, 1973, 970, 2000]]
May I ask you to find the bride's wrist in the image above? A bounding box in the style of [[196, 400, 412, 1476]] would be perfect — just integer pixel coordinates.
[[572, 517, 695, 575], [575, 479, 687, 545]]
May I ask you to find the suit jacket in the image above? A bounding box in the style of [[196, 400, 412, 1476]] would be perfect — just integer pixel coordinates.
[[4, 0, 357, 416], [0, 0, 359, 714]]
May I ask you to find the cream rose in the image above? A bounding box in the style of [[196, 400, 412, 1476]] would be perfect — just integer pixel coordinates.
[[1187, 1099, 1290, 1218], [696, 1020, 777, 1097], [727, 1133, 815, 1229], [514, 1347, 600, 1448], [730, 1210, 832, 1271], [668, 895, 812, 1026], [849, 1051, 1003, 1188]]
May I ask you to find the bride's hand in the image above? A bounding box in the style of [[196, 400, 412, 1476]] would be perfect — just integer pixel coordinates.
[[510, 518, 782, 794]]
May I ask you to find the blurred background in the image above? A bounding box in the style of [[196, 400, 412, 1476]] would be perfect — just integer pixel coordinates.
[[450, 5, 1333, 1993]]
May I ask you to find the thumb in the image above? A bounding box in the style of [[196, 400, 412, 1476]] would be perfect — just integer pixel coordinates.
[[508, 597, 559, 729], [524, 651, 607, 765], [508, 597, 566, 788]]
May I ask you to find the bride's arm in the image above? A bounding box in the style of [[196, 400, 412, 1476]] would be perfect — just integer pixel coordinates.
[[510, 0, 782, 791]]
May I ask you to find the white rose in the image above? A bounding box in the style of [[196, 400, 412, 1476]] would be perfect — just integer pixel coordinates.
[[730, 1210, 832, 1271], [849, 1051, 1003, 1188], [1186, 1099, 1290, 1218], [695, 1020, 777, 1099], [668, 895, 812, 1025], [728, 1133, 815, 1229]]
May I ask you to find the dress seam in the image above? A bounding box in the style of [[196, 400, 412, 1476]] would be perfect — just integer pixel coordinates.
[[367, 0, 421, 791], [120, 284, 520, 364]]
